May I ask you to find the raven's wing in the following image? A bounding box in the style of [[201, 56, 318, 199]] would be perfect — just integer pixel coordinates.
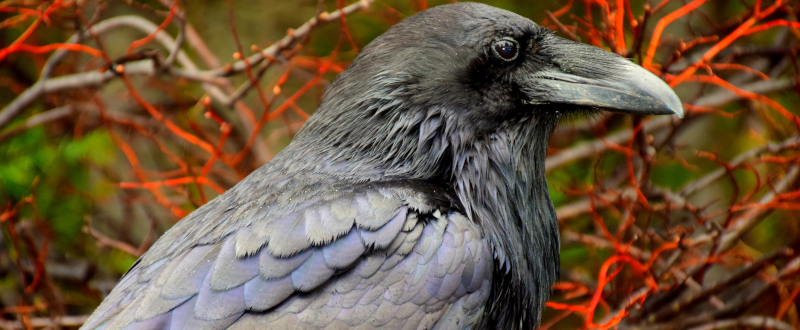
[[82, 182, 493, 330]]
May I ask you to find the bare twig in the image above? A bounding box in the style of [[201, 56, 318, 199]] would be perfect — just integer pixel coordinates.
[[208, 0, 372, 78], [0, 15, 216, 129], [546, 77, 796, 173], [651, 248, 793, 321], [545, 10, 580, 41], [546, 116, 678, 172], [715, 165, 800, 253], [82, 223, 142, 257], [0, 106, 76, 143], [0, 315, 90, 330], [162, 1, 186, 68], [218, 0, 373, 107], [681, 135, 800, 197], [685, 316, 795, 330], [0, 0, 373, 129]]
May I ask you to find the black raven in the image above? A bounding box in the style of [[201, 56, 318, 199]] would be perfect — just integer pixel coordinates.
[[82, 3, 682, 330]]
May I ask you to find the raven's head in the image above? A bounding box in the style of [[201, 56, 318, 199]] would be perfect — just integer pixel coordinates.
[[288, 2, 681, 328], [307, 2, 681, 138]]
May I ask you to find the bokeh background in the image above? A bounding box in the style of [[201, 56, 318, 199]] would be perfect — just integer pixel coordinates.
[[1, 0, 799, 329]]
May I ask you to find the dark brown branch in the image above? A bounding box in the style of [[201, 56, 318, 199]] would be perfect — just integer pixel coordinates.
[[650, 247, 793, 321]]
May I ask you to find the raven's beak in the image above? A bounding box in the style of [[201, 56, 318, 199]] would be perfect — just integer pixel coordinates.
[[526, 37, 684, 118]]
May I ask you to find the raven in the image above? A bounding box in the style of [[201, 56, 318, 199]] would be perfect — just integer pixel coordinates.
[[82, 3, 682, 330]]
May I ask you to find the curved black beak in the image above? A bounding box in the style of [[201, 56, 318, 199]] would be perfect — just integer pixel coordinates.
[[525, 36, 684, 118]]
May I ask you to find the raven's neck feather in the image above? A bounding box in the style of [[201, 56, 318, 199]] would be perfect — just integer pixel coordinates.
[[451, 115, 561, 329]]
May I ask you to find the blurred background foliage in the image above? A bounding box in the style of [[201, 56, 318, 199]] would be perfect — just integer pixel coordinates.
[[1, 0, 799, 329]]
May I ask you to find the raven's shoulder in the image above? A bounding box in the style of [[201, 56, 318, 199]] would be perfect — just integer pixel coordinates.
[[82, 173, 491, 329], [139, 175, 463, 267]]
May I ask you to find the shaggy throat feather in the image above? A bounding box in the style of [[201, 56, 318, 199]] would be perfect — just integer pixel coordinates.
[[452, 115, 561, 328]]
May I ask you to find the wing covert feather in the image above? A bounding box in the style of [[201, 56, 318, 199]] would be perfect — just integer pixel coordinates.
[[82, 184, 494, 330]]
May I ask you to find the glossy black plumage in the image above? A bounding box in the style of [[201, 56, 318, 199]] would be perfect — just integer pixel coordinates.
[[83, 3, 682, 330]]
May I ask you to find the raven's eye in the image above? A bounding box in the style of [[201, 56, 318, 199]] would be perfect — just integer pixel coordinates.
[[492, 38, 519, 61]]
